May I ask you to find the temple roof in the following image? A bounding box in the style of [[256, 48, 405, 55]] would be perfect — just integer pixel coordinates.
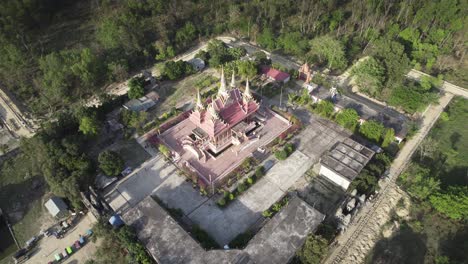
[[189, 87, 259, 138]]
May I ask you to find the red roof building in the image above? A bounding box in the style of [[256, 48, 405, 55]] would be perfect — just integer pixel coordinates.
[[261, 66, 291, 83], [187, 70, 260, 154]]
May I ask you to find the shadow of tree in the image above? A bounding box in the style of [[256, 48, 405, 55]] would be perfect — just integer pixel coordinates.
[[0, 176, 46, 224], [366, 224, 427, 264], [439, 226, 468, 263]]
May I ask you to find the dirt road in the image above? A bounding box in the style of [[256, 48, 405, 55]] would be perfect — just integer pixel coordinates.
[[324, 92, 454, 264]]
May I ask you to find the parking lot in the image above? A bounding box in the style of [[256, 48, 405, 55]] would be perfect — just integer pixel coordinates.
[[25, 213, 98, 264]]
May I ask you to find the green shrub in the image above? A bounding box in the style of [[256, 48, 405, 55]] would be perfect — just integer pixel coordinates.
[[237, 183, 246, 193], [246, 177, 254, 185], [255, 166, 265, 178], [229, 193, 235, 200], [262, 210, 273, 218], [285, 143, 295, 155], [217, 198, 226, 207], [275, 149, 288, 160], [272, 202, 282, 212]]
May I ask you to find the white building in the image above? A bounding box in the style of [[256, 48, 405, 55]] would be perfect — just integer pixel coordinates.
[[319, 138, 375, 190], [44, 197, 68, 218]]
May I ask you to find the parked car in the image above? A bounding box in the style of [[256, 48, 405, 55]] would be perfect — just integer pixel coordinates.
[[66, 246, 73, 255], [79, 235, 85, 245], [62, 249, 68, 259], [74, 240, 81, 249], [85, 229, 93, 237]]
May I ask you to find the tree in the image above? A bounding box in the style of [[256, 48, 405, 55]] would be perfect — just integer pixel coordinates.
[[98, 150, 125, 177], [128, 76, 145, 99], [175, 22, 197, 48], [236, 60, 258, 78], [70, 48, 100, 87], [309, 36, 347, 70], [335, 108, 359, 130], [253, 51, 271, 65], [359, 120, 384, 142], [163, 61, 194, 80], [351, 171, 379, 195], [79, 115, 100, 136], [228, 47, 247, 60], [39, 51, 73, 104], [381, 128, 395, 148], [278, 32, 308, 56], [430, 186, 468, 220], [107, 60, 129, 82], [371, 38, 410, 89], [351, 57, 385, 97], [314, 100, 335, 118], [407, 172, 441, 200], [297, 234, 328, 264], [257, 27, 276, 50]]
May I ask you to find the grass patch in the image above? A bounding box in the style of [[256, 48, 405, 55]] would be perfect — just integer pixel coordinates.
[[428, 97, 468, 185], [111, 139, 151, 169], [164, 72, 218, 108]]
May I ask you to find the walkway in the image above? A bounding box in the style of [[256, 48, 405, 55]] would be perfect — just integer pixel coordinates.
[[324, 92, 454, 264]]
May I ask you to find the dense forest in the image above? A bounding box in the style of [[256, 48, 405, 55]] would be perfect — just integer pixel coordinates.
[[0, 0, 466, 116]]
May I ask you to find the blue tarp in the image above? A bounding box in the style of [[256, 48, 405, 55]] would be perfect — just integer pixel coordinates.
[[109, 215, 124, 228]]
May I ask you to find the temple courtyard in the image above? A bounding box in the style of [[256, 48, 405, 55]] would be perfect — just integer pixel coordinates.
[[159, 106, 291, 184], [104, 112, 348, 245]]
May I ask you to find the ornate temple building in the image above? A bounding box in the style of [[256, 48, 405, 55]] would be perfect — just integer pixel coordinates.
[[186, 69, 261, 158], [159, 68, 291, 184]]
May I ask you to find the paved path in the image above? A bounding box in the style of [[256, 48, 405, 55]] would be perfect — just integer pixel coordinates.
[[324, 92, 454, 264]]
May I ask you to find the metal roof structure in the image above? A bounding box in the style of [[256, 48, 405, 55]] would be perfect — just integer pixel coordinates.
[[320, 138, 375, 181], [44, 197, 68, 217]]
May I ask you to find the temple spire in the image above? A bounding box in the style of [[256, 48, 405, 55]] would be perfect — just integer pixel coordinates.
[[195, 89, 204, 111], [207, 101, 219, 120], [230, 71, 236, 88], [243, 78, 253, 101], [218, 67, 228, 98]]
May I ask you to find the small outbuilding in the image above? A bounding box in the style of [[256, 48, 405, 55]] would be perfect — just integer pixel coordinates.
[[188, 58, 206, 71], [123, 91, 160, 112], [44, 197, 68, 218], [319, 138, 375, 190], [261, 66, 290, 83]]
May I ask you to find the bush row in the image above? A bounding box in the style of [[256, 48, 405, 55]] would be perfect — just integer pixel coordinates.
[[262, 195, 289, 218], [217, 166, 265, 207], [274, 143, 295, 160]]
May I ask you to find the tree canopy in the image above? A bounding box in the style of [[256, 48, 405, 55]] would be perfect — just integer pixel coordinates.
[[297, 234, 328, 264], [79, 114, 101, 136], [351, 57, 385, 97], [128, 76, 145, 99], [359, 120, 385, 143], [335, 108, 359, 131], [98, 150, 125, 177], [309, 36, 347, 70]]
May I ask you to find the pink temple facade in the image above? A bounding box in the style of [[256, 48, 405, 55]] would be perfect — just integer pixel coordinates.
[[187, 69, 260, 155]]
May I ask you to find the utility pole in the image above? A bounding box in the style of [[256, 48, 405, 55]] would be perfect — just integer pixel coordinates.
[[279, 85, 283, 108]]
